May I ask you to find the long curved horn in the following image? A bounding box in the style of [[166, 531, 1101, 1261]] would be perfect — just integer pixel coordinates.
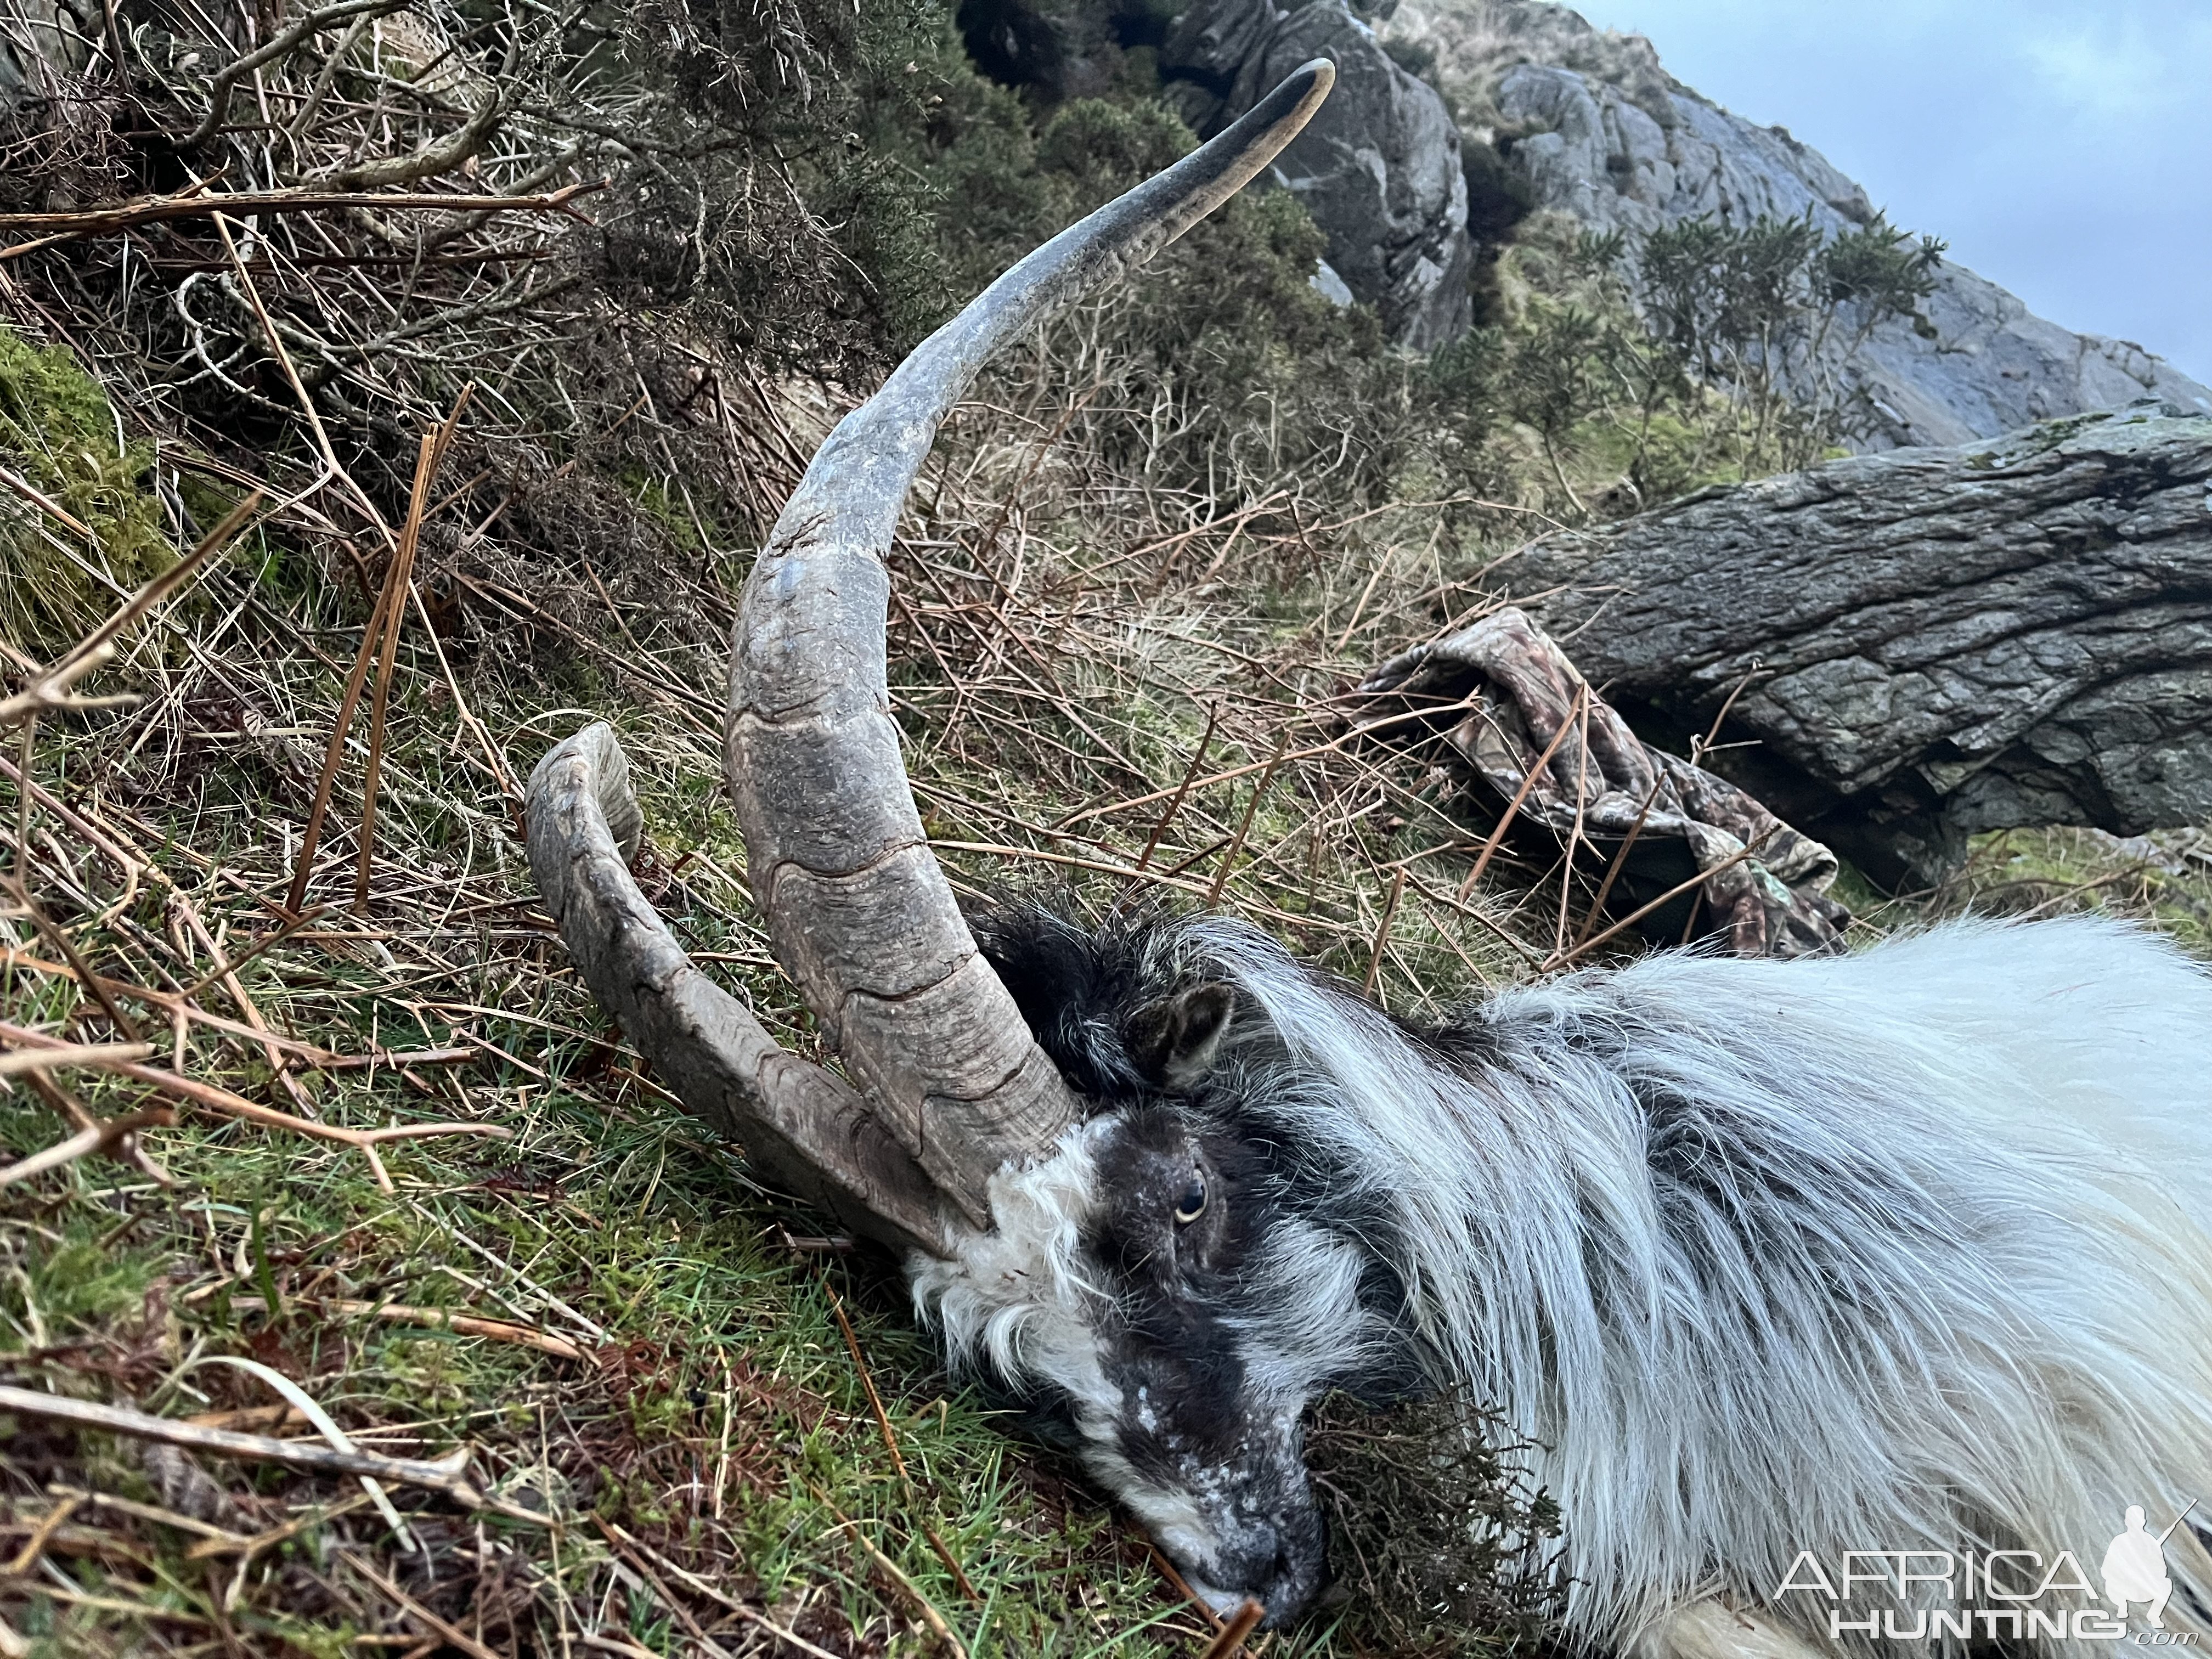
[[727, 60, 1336, 1229], [528, 61, 1335, 1246], [528, 725, 945, 1254]]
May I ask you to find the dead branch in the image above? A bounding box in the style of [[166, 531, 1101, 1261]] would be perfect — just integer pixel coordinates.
[[0, 1040, 154, 1080], [0, 1019, 510, 1191], [0, 1106, 172, 1188], [340, 1549, 510, 1659], [0, 180, 605, 258], [183, 0, 413, 147], [225, 1295, 585, 1360], [1198, 1601, 1267, 1659], [0, 1386, 506, 1510], [312, 69, 504, 192]]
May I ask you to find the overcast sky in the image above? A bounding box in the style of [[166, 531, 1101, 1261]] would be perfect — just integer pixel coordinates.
[[1565, 0, 2212, 387]]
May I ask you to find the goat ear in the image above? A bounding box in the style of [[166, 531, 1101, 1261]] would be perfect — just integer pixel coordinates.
[[1127, 982, 1235, 1090]]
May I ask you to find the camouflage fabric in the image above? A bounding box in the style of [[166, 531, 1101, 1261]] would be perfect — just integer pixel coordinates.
[[1357, 607, 1850, 959]]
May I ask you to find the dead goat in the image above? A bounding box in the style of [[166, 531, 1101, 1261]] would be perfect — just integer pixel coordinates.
[[947, 901, 2212, 1656], [525, 60, 2212, 1657]]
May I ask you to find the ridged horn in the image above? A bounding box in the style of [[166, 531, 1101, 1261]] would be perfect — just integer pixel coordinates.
[[726, 59, 1336, 1229], [528, 60, 1336, 1245], [527, 725, 945, 1254]]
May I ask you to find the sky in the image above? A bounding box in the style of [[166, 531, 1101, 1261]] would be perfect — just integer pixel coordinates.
[[1564, 0, 2212, 387]]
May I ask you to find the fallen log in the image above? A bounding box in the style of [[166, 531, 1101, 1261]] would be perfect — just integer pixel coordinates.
[[1488, 402, 2212, 886]]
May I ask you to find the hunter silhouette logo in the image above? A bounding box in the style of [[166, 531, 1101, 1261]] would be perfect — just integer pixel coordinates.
[[2104, 1503, 2199, 1628], [1772, 1500, 2202, 1641]]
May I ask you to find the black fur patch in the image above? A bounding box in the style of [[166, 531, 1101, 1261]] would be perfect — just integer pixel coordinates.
[[972, 896, 1440, 1398], [967, 902, 1189, 1101]]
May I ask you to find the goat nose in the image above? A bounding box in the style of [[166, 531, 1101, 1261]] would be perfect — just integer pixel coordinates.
[[1255, 1526, 1327, 1627]]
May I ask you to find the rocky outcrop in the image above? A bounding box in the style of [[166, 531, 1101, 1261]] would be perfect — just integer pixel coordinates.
[[1378, 0, 2212, 447], [1161, 0, 1472, 349], [958, 0, 2210, 438], [956, 0, 1159, 105], [963, 0, 1474, 349], [1485, 404, 2212, 886]]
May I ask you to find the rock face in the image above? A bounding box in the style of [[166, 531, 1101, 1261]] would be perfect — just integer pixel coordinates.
[[0, 0, 87, 108], [957, 0, 1157, 105], [958, 0, 2209, 434], [958, 0, 1474, 348], [1161, 0, 1471, 348], [1487, 404, 2212, 885], [1378, 0, 2212, 447]]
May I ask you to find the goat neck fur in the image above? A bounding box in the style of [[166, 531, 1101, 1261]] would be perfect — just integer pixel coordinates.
[[916, 907, 2212, 1656]]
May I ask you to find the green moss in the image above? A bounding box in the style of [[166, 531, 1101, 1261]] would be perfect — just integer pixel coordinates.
[[622, 470, 708, 554], [1, 1235, 155, 1345], [0, 324, 172, 654]]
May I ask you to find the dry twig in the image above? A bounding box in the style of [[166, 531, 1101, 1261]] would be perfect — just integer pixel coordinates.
[[0, 1019, 509, 1190], [0, 1387, 493, 1505]]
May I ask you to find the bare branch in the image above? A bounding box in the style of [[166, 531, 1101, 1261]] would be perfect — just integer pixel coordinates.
[[0, 180, 605, 260], [0, 1040, 154, 1080], [0, 1386, 523, 1516], [183, 0, 413, 148], [0, 1105, 173, 1187]]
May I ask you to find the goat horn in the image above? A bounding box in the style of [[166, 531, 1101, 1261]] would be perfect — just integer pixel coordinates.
[[527, 60, 1335, 1245], [527, 724, 945, 1252], [727, 60, 1336, 1228]]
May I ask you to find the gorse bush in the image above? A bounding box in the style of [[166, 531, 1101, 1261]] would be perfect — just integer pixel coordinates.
[[1408, 207, 1947, 516], [1635, 208, 1946, 471]]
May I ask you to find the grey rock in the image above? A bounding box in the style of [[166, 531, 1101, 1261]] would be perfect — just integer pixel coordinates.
[[1370, 0, 2212, 445], [1489, 404, 2212, 885], [1310, 257, 1356, 307], [956, 0, 1147, 105], [1, 0, 90, 106], [1164, 0, 1472, 349], [1487, 59, 2212, 449]]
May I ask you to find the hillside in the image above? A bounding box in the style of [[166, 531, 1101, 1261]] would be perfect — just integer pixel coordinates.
[[2, 0, 2209, 1655], [964, 0, 2212, 447], [1373, 0, 2212, 446]]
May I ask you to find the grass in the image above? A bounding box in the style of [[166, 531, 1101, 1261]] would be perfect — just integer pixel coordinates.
[[7, 223, 2210, 1651], [0, 284, 1584, 1654], [0, 661, 1277, 1655], [1905, 823, 2212, 951]]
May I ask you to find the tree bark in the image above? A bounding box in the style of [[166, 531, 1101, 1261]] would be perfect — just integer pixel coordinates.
[[1490, 403, 2212, 887]]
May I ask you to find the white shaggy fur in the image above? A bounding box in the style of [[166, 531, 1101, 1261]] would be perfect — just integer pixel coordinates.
[[919, 915, 2212, 1656]]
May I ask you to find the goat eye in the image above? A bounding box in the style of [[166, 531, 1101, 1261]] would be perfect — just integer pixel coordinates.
[[1172, 1173, 1207, 1226]]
